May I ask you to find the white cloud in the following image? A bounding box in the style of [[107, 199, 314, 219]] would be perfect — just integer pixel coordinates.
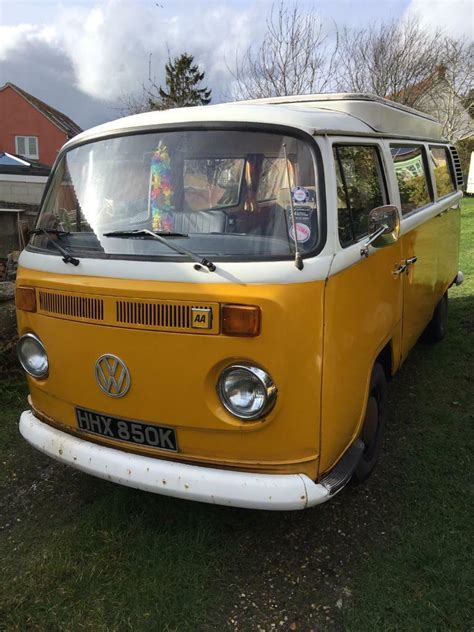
[[0, 24, 58, 60], [404, 0, 474, 37], [0, 0, 265, 102]]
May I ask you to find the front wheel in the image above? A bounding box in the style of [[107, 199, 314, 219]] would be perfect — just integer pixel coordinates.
[[353, 362, 388, 484]]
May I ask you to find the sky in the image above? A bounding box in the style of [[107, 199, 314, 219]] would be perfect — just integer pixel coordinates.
[[0, 0, 472, 131]]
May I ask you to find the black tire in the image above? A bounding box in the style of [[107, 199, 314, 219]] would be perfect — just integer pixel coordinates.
[[353, 362, 388, 484], [423, 291, 448, 343]]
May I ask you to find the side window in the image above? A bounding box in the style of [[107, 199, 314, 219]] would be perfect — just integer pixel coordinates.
[[391, 145, 432, 214], [429, 146, 456, 198], [334, 145, 387, 247]]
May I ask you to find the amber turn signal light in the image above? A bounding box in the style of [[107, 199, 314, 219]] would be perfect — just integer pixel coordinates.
[[221, 304, 260, 336], [16, 287, 37, 312]]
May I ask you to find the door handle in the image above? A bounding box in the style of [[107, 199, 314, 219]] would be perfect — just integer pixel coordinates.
[[406, 256, 418, 266], [392, 263, 407, 277]]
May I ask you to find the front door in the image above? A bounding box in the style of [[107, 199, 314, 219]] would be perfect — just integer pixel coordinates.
[[321, 140, 403, 474]]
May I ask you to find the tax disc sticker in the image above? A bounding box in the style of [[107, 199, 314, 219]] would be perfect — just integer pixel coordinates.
[[289, 222, 311, 243], [292, 186, 310, 204]]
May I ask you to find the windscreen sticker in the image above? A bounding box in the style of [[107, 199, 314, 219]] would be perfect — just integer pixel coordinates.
[[289, 222, 311, 243], [287, 206, 313, 243], [292, 186, 311, 204]]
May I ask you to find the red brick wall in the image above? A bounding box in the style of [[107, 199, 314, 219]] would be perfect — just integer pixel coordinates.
[[0, 85, 68, 166]]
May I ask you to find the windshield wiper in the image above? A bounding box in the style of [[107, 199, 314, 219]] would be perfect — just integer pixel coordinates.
[[30, 228, 79, 266], [103, 229, 216, 272], [30, 228, 70, 237], [154, 231, 188, 237]]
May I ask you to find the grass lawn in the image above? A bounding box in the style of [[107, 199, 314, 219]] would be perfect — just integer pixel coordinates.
[[0, 199, 472, 631]]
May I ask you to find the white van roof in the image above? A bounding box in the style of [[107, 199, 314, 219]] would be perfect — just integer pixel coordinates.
[[69, 93, 443, 149], [235, 93, 443, 140]]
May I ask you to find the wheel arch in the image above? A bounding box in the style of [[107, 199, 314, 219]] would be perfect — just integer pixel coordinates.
[[376, 340, 394, 382]]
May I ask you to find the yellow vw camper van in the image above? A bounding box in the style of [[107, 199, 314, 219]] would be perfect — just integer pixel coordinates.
[[15, 94, 464, 510]]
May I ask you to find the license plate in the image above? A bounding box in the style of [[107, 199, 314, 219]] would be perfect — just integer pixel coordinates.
[[75, 407, 178, 452]]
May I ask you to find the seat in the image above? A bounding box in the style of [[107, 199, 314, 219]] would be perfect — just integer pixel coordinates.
[[170, 210, 227, 234]]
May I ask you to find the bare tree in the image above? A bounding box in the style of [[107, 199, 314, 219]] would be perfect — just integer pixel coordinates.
[[116, 89, 151, 116], [336, 16, 447, 108], [336, 15, 473, 142], [229, 1, 338, 100]]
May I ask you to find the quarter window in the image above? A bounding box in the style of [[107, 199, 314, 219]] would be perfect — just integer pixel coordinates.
[[429, 146, 456, 198], [391, 145, 432, 214], [334, 145, 387, 247], [15, 135, 39, 160]]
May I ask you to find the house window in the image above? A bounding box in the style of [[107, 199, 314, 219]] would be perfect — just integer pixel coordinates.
[[334, 145, 387, 247], [15, 136, 39, 160]]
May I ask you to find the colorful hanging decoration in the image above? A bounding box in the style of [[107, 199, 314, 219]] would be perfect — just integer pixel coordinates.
[[150, 141, 174, 231]]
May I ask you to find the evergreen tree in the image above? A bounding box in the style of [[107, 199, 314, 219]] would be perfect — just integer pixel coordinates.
[[154, 53, 211, 109]]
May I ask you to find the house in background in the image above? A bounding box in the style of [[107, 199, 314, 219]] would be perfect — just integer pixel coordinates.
[[0, 82, 82, 166], [395, 66, 473, 145], [0, 83, 81, 263]]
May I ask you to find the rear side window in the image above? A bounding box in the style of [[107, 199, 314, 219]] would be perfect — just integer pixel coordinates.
[[429, 146, 456, 198], [183, 158, 244, 210], [391, 145, 432, 214], [334, 145, 387, 247]]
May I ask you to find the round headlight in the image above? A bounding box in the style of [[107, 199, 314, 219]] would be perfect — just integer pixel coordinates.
[[17, 333, 49, 378], [218, 364, 277, 420]]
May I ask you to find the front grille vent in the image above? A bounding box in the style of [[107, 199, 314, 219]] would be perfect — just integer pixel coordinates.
[[449, 145, 464, 187], [36, 289, 217, 333], [38, 290, 104, 321], [116, 300, 192, 329]]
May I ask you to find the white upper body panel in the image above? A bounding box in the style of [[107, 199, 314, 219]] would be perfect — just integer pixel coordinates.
[[22, 94, 453, 285]]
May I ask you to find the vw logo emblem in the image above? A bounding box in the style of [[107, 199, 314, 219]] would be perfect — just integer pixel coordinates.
[[95, 354, 131, 398]]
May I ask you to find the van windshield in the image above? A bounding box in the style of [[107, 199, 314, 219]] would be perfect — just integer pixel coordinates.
[[30, 129, 320, 261]]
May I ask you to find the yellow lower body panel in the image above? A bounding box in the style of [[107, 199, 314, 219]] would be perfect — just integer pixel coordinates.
[[17, 267, 326, 480]]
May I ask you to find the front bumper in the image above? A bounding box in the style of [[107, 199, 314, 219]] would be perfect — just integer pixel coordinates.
[[19, 410, 330, 510]]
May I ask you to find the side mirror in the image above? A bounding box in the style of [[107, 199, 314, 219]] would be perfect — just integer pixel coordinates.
[[361, 205, 400, 257]]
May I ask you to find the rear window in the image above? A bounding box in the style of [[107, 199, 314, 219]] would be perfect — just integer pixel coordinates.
[[183, 158, 244, 211], [429, 146, 456, 198], [391, 145, 432, 215]]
